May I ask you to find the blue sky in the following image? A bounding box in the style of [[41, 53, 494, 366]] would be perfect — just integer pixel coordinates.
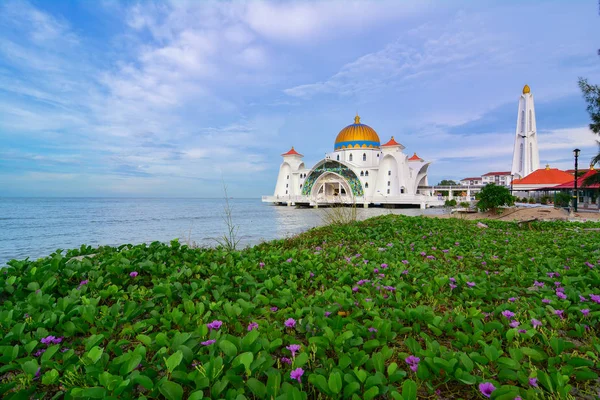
[[0, 0, 599, 197]]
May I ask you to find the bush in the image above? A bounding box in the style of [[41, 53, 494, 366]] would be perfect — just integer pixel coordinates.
[[540, 195, 550, 205], [444, 199, 457, 207], [459, 201, 470, 209], [554, 192, 572, 207], [528, 198, 536, 204], [476, 183, 514, 212]]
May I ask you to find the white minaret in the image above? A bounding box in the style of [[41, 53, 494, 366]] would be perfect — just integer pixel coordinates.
[[511, 84, 540, 179]]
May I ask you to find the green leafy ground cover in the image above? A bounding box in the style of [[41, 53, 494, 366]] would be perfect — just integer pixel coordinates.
[[1, 215, 600, 400]]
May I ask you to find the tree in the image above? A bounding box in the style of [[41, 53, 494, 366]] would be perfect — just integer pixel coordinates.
[[475, 183, 514, 212], [437, 180, 458, 186], [578, 78, 600, 186]]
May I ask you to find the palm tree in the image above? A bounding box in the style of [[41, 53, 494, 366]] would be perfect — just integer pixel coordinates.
[[578, 78, 600, 186]]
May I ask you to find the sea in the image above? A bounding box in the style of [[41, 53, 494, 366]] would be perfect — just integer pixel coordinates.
[[0, 198, 446, 266]]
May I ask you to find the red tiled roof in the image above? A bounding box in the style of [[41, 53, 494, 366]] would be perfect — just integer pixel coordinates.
[[408, 152, 422, 161], [552, 169, 599, 189], [281, 147, 303, 157], [482, 171, 511, 176], [512, 168, 573, 185], [461, 177, 482, 181], [565, 169, 590, 174], [381, 136, 401, 147]]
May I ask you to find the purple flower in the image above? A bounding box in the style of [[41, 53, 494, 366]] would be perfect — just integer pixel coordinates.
[[402, 260, 409, 264], [581, 309, 590, 316], [427, 255, 436, 260], [60, 347, 69, 353], [286, 344, 301, 357], [554, 281, 561, 287], [529, 377, 538, 387], [502, 310, 515, 319], [449, 283, 457, 290], [579, 295, 587, 302], [286, 258, 293, 263], [405, 355, 420, 372], [284, 318, 296, 328], [556, 291, 567, 300], [309, 272, 314, 277], [534, 281, 544, 287], [280, 357, 292, 365], [373, 268, 379, 273], [518, 329, 527, 333], [420, 252, 426, 256], [509, 320, 520, 328], [442, 249, 449, 253], [201, 339, 216, 346], [352, 286, 359, 292], [554, 310, 564, 319], [34, 367, 41, 380], [52, 337, 63, 344], [324, 311, 331, 317], [542, 299, 550, 304], [247, 322, 259, 331], [402, 269, 409, 275], [466, 282, 475, 287], [41, 335, 56, 345], [206, 320, 223, 330], [130, 271, 138, 277], [34, 349, 46, 357], [590, 294, 600, 304], [290, 367, 304, 383], [259, 262, 265, 268], [547, 272, 555, 278], [478, 382, 496, 398], [508, 297, 516, 302], [585, 261, 594, 269], [78, 279, 89, 289], [368, 327, 378, 332], [457, 256, 463, 260], [270, 307, 278, 312], [449, 277, 456, 283], [380, 263, 388, 269], [531, 318, 542, 328]]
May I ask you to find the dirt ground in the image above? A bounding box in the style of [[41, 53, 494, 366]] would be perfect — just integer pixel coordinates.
[[431, 206, 600, 222]]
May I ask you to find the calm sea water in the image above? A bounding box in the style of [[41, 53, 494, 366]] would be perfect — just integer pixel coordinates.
[[0, 198, 445, 265]]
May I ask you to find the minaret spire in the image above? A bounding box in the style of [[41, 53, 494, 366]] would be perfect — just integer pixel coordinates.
[[511, 84, 540, 179]]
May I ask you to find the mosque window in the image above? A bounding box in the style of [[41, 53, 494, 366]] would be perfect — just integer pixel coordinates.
[[300, 184, 302, 188], [388, 170, 391, 176], [377, 154, 379, 157], [286, 184, 288, 188], [341, 188, 346, 194], [387, 181, 390, 186], [387, 189, 390, 194], [530, 142, 533, 171], [520, 110, 525, 133], [286, 190, 288, 194], [365, 183, 369, 188], [365, 171, 369, 176], [287, 175, 289, 179], [360, 171, 364, 176], [529, 110, 532, 131], [349, 154, 353, 162], [519, 144, 524, 168], [362, 153, 366, 161], [336, 155, 339, 161], [401, 187, 405, 194]]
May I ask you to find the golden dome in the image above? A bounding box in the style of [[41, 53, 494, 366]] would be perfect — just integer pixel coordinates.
[[334, 115, 381, 150], [523, 84, 530, 94]]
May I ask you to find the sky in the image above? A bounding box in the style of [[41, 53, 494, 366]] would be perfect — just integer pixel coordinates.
[[0, 0, 599, 197]]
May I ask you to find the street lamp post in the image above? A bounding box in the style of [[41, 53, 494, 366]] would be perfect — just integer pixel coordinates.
[[573, 148, 580, 212], [510, 174, 514, 195]]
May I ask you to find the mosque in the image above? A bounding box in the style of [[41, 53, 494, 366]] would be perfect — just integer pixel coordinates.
[[262, 115, 443, 208]]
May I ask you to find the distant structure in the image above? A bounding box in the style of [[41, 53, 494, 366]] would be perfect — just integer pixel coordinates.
[[511, 84, 540, 179], [263, 115, 444, 208]]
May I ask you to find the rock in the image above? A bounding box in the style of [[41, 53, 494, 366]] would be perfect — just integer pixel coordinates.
[[476, 222, 488, 228]]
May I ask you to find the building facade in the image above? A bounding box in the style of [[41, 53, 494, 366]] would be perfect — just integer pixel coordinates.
[[264, 116, 443, 208], [459, 177, 483, 186], [482, 171, 512, 187]]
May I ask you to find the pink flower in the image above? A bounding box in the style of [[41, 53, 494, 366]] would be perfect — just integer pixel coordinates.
[[290, 368, 304, 383], [286, 344, 301, 357], [529, 377, 538, 387], [531, 318, 542, 328], [286, 258, 293, 263], [201, 339, 216, 346], [478, 382, 496, 398], [380, 263, 388, 268], [405, 355, 420, 372], [130, 271, 138, 277], [508, 297, 517, 302], [41, 336, 56, 345], [466, 282, 475, 287], [270, 307, 278, 312], [247, 322, 259, 331], [284, 318, 296, 328], [449, 283, 457, 290], [590, 294, 600, 304], [280, 357, 292, 365], [542, 299, 550, 304], [581, 309, 590, 316], [509, 320, 520, 328], [259, 262, 265, 268], [502, 310, 515, 319], [206, 320, 223, 330]]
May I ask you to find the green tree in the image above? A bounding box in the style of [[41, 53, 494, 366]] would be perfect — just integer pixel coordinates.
[[476, 183, 514, 212], [578, 78, 600, 186], [437, 180, 458, 186]]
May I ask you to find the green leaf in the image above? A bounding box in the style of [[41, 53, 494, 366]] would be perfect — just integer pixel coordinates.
[[308, 374, 330, 394], [363, 386, 379, 400], [242, 329, 260, 348], [328, 371, 342, 394], [41, 345, 59, 363], [165, 350, 183, 374], [459, 353, 474, 372], [42, 369, 59, 385], [266, 370, 281, 397], [159, 381, 184, 400], [233, 352, 254, 372], [188, 390, 204, 400], [86, 346, 104, 364], [402, 379, 417, 400], [344, 381, 361, 397], [218, 340, 238, 357], [247, 378, 267, 397], [77, 387, 107, 398], [133, 375, 154, 390], [124, 353, 143, 374], [136, 334, 152, 346], [294, 352, 309, 367]]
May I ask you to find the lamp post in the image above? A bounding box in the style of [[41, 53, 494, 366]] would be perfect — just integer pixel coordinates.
[[573, 148, 580, 212], [510, 174, 514, 195]]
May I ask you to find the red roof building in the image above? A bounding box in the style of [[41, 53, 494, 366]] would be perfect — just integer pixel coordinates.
[[281, 147, 303, 157], [512, 165, 573, 190], [381, 136, 402, 147], [551, 168, 599, 189], [408, 153, 423, 161]]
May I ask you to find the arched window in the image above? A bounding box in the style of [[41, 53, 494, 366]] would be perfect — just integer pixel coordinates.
[[520, 110, 525, 133], [286, 184, 288, 188], [300, 184, 302, 188], [387, 181, 390, 186], [529, 110, 533, 131], [362, 153, 366, 161], [336, 155, 340, 161], [377, 154, 379, 157], [287, 175, 289, 179], [286, 190, 288, 194], [365, 182, 369, 188], [349, 154, 353, 162], [365, 171, 369, 176], [530, 142, 533, 171], [400, 187, 405, 194], [387, 189, 390, 194], [360, 171, 364, 176], [388, 170, 391, 176], [519, 143, 524, 169]]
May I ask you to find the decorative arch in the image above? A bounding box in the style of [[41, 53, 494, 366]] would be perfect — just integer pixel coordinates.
[[302, 160, 364, 196]]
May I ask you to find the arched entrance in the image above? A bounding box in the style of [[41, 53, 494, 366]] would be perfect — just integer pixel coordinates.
[[311, 172, 353, 203]]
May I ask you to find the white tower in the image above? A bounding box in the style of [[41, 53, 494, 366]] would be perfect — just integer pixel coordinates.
[[511, 84, 540, 179]]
